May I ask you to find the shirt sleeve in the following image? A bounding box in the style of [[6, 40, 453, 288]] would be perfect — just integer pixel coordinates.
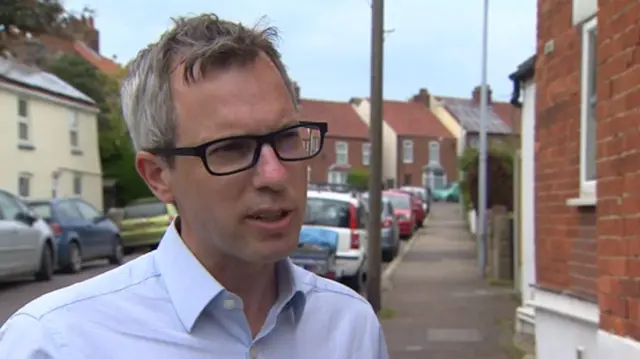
[[0, 313, 65, 359]]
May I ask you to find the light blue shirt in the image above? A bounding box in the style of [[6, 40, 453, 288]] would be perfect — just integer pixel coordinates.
[[0, 221, 388, 359]]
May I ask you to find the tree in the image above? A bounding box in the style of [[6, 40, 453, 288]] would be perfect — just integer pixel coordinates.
[[0, 1, 95, 55], [347, 169, 370, 191], [459, 147, 514, 212], [44, 54, 151, 205]]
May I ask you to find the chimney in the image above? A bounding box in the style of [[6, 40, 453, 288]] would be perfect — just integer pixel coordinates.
[[472, 85, 492, 105], [291, 81, 301, 104], [88, 16, 95, 28], [411, 88, 430, 108]]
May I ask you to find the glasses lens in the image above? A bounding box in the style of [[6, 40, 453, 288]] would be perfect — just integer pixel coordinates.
[[205, 138, 257, 174], [275, 125, 322, 160]]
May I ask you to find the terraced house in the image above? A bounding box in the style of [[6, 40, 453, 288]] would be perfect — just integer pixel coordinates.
[[509, 0, 640, 358], [351, 97, 456, 189], [295, 86, 370, 185], [0, 57, 103, 210]]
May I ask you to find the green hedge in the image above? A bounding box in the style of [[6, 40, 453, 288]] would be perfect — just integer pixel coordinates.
[[459, 146, 514, 211]]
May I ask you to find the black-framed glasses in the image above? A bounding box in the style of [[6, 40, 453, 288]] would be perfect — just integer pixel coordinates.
[[148, 121, 328, 176]]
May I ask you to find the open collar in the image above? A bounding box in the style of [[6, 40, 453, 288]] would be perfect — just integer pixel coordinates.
[[154, 218, 309, 332]]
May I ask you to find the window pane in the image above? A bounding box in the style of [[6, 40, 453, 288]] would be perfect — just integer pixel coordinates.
[[18, 99, 28, 117], [585, 27, 597, 181], [19, 122, 28, 141], [304, 198, 350, 228]]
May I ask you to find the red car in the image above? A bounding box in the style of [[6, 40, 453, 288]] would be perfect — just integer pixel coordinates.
[[382, 190, 415, 239], [389, 189, 426, 228]]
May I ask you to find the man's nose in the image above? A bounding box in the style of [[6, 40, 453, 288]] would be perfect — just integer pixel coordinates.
[[253, 145, 287, 188]]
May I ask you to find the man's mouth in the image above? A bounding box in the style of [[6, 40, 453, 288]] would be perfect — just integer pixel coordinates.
[[247, 209, 292, 222]]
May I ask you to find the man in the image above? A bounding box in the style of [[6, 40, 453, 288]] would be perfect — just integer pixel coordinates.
[[0, 13, 388, 359]]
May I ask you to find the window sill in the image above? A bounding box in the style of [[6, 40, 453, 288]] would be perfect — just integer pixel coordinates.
[[71, 148, 83, 156], [18, 143, 35, 151], [566, 195, 596, 207]]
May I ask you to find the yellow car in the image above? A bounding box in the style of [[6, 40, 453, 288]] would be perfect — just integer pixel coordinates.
[[119, 198, 177, 254]]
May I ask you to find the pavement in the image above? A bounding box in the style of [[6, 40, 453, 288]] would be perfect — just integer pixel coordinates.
[[380, 203, 520, 359]]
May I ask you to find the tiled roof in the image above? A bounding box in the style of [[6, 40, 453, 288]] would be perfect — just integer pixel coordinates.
[[437, 97, 512, 134], [383, 100, 454, 138], [0, 57, 95, 105], [73, 41, 121, 76], [299, 99, 369, 139], [491, 102, 520, 131]]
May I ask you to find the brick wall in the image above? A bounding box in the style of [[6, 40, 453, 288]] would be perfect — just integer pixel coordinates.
[[594, 0, 640, 341], [308, 136, 369, 184], [535, 0, 598, 300], [396, 136, 457, 187], [465, 132, 518, 150]]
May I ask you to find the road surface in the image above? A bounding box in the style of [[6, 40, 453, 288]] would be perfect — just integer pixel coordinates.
[[0, 241, 404, 325]]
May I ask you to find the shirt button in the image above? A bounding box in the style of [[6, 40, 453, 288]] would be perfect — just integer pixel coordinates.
[[223, 299, 235, 310]]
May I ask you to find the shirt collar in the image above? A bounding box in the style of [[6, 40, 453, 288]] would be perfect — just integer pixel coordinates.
[[154, 217, 309, 332]]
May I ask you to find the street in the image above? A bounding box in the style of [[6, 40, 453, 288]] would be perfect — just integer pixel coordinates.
[[0, 255, 140, 323], [0, 243, 402, 324]]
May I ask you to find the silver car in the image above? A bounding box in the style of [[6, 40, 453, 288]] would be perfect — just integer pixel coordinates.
[[0, 189, 56, 281], [361, 194, 400, 262]]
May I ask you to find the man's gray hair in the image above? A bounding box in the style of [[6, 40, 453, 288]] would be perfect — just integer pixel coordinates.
[[120, 13, 297, 152]]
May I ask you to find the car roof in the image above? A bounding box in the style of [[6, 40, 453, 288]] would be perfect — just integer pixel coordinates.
[[383, 190, 410, 197], [307, 190, 360, 205]]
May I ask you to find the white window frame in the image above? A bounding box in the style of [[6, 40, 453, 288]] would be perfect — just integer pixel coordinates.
[[69, 110, 80, 148], [327, 171, 347, 184], [18, 172, 32, 198], [17, 98, 30, 144], [335, 141, 348, 165], [579, 17, 597, 199], [429, 141, 440, 164], [572, 0, 597, 25], [402, 140, 413, 164], [362, 142, 371, 166]]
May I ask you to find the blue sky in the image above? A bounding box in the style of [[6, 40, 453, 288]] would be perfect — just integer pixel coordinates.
[[64, 0, 536, 102]]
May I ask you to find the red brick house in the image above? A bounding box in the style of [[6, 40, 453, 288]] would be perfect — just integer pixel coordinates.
[[511, 0, 640, 357], [382, 100, 457, 189], [297, 94, 370, 185]]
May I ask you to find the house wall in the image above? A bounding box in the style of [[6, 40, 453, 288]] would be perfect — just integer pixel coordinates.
[[535, 0, 640, 357], [594, 0, 640, 355], [0, 85, 103, 210], [395, 135, 457, 187], [351, 100, 398, 186], [308, 136, 369, 184], [464, 132, 518, 150], [429, 97, 462, 139], [515, 80, 536, 334]]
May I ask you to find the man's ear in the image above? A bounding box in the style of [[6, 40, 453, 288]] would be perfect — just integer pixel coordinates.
[[135, 152, 174, 204]]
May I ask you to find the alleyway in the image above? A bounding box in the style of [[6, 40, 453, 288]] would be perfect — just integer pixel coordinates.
[[381, 203, 520, 359]]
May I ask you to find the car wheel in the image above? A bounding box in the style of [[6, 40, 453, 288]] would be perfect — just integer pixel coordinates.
[[35, 244, 54, 281], [108, 237, 124, 265], [382, 249, 394, 262], [65, 242, 82, 273]]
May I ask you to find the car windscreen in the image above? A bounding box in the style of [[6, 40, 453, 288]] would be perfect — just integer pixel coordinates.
[[28, 202, 53, 221], [384, 194, 411, 210], [304, 197, 350, 228], [123, 202, 168, 219]]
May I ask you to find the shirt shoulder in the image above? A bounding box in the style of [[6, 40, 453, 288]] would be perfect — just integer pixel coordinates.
[[294, 265, 371, 308], [13, 252, 160, 321]]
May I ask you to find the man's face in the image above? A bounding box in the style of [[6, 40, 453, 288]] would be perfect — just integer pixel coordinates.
[[156, 54, 306, 264]]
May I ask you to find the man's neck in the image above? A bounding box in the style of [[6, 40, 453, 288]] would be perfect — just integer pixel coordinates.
[[179, 220, 278, 335]]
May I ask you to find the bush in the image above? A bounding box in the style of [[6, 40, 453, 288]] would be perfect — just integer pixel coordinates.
[[347, 169, 370, 191], [459, 146, 514, 211]]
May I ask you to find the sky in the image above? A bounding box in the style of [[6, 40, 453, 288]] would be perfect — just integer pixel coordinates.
[[63, 0, 537, 103]]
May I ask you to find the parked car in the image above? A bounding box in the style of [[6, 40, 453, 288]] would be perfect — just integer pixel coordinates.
[[432, 182, 460, 202], [361, 194, 400, 261], [0, 189, 56, 282], [382, 190, 415, 239], [27, 197, 124, 273], [400, 186, 431, 214], [304, 190, 368, 292], [119, 198, 178, 254], [390, 189, 425, 228]]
